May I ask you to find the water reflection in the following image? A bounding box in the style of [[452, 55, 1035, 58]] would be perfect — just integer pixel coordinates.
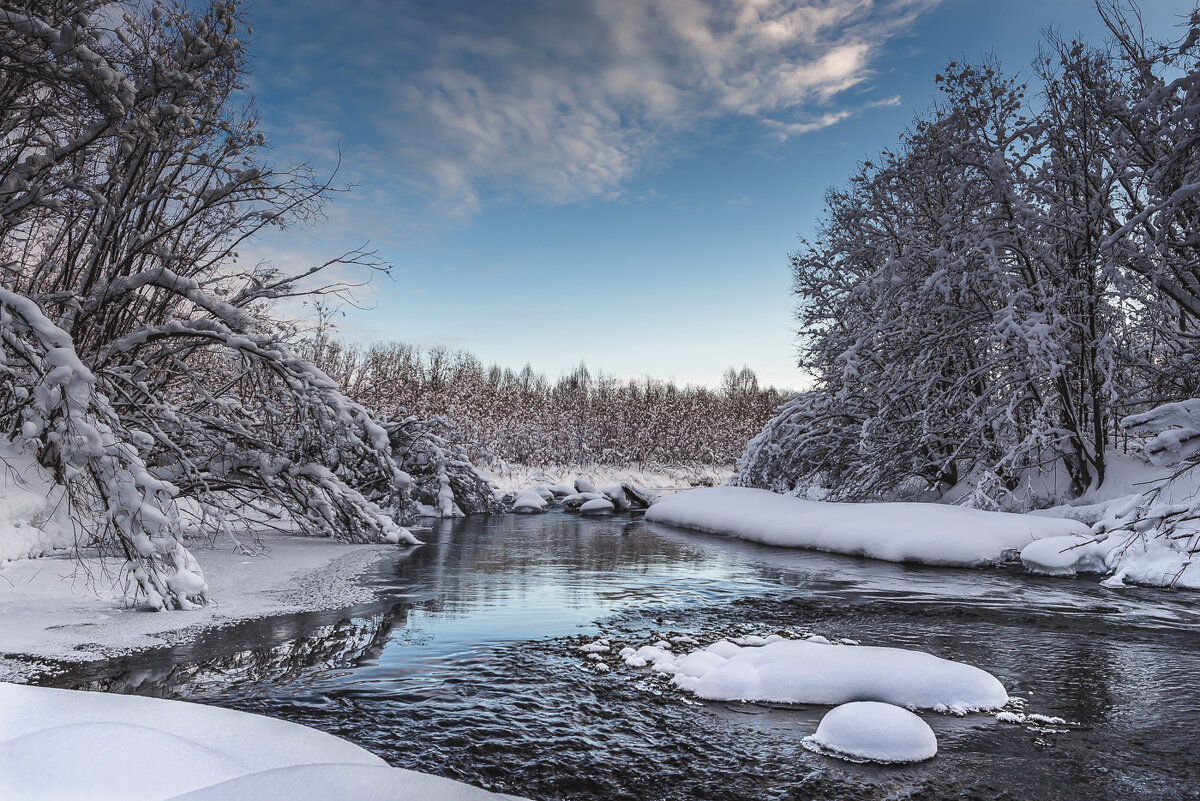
[[46, 511, 1200, 801]]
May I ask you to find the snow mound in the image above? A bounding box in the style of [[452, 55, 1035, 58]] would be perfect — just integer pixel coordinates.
[[600, 485, 630, 510], [646, 486, 1089, 567], [622, 637, 1008, 712], [166, 763, 523, 801], [580, 498, 616, 514], [802, 701, 937, 764], [383, 527, 418, 545], [1020, 531, 1200, 589], [0, 683, 522, 801], [1020, 535, 1109, 577], [1, 722, 245, 801], [510, 491, 547, 513]]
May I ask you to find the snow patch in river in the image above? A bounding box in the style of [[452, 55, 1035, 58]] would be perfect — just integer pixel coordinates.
[[612, 634, 1008, 712], [802, 701, 937, 764]]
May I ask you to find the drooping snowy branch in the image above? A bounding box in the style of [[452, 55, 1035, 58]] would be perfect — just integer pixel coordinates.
[[0, 0, 424, 607]]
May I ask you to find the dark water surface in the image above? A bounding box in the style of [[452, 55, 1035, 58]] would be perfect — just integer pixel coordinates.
[[48, 512, 1200, 800]]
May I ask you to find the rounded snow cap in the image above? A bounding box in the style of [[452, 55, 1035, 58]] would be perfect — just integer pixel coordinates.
[[802, 701, 937, 764]]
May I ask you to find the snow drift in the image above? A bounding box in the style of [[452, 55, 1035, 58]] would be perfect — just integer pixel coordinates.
[[620, 636, 1009, 712], [802, 701, 938, 764], [0, 682, 523, 801], [645, 486, 1090, 567]]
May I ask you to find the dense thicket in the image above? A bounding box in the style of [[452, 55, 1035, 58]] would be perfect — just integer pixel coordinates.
[[309, 339, 784, 473], [0, 0, 432, 608], [735, 3, 1200, 510]]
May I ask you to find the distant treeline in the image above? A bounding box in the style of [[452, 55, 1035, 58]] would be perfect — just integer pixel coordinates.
[[310, 340, 785, 469]]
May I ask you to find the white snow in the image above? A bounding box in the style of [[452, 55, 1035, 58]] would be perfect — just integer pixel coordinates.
[[509, 490, 547, 513], [646, 486, 1089, 567], [383, 527, 415, 545], [621, 637, 1008, 712], [1021, 530, 1200, 589], [0, 442, 78, 563], [580, 498, 616, 514], [802, 701, 937, 764], [1022, 453, 1200, 589], [0, 682, 522, 801], [1020, 535, 1110, 577], [0, 532, 398, 681], [600, 485, 630, 510]]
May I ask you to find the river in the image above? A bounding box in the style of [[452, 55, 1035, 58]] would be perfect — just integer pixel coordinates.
[[46, 510, 1200, 801]]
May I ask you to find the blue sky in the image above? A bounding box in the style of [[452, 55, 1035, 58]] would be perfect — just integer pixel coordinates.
[[240, 0, 1188, 389]]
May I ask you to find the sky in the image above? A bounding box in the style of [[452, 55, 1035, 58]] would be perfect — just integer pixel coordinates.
[[239, 0, 1189, 389]]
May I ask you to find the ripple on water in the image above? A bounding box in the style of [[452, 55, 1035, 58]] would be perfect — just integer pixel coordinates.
[[46, 511, 1200, 801]]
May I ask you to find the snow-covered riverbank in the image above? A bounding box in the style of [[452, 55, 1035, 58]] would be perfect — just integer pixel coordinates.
[[0, 533, 401, 682], [645, 486, 1090, 567], [0, 682, 523, 801], [646, 457, 1200, 590]]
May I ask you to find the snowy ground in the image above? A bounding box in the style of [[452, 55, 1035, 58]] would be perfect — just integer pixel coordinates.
[[0, 533, 399, 682], [1024, 453, 1200, 589], [645, 486, 1089, 567], [0, 682, 523, 801]]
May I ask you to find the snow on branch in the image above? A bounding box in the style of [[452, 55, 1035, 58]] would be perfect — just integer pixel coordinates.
[[1122, 399, 1200, 466], [0, 0, 428, 607]]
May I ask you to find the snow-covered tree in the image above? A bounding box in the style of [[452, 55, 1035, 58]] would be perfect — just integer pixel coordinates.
[[0, 0, 418, 608], [737, 3, 1200, 510]]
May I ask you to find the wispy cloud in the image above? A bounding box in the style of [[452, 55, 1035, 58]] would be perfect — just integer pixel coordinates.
[[254, 0, 937, 216]]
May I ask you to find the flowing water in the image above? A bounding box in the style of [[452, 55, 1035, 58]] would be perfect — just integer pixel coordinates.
[[46, 511, 1200, 800]]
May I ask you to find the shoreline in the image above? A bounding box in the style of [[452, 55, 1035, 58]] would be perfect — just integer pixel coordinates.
[[0, 533, 402, 683]]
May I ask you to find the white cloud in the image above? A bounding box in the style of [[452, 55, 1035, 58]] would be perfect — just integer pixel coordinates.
[[262, 0, 938, 215], [762, 109, 854, 140]]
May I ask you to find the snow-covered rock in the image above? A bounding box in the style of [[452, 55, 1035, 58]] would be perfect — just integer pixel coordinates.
[[622, 637, 1008, 712], [620, 483, 657, 509], [645, 486, 1089, 567], [802, 701, 937, 764], [601, 485, 631, 510], [1020, 535, 1109, 577], [548, 483, 575, 497], [1020, 530, 1200, 589], [580, 498, 616, 515], [510, 491, 547, 514], [0, 683, 523, 801], [383, 527, 416, 545], [574, 478, 598, 494], [561, 492, 603, 512]]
